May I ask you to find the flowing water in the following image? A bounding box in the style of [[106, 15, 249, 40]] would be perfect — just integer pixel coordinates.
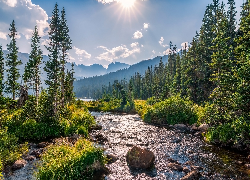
[[90, 112, 250, 180]]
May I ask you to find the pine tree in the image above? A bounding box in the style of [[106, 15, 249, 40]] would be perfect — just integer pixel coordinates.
[[234, 0, 250, 114], [0, 45, 4, 97], [44, 3, 61, 115], [60, 7, 72, 107], [5, 20, 22, 100], [23, 26, 43, 105]]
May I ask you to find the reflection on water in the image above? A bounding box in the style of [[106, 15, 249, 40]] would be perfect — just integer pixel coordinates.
[[90, 112, 250, 180], [76, 98, 94, 101]]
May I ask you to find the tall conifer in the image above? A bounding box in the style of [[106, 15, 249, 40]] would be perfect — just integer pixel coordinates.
[[5, 20, 22, 100], [0, 45, 4, 97]]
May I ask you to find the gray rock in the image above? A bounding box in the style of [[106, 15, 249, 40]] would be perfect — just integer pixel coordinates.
[[23, 155, 36, 162], [12, 159, 27, 171], [198, 124, 209, 132], [174, 124, 190, 132], [180, 170, 201, 180], [183, 166, 190, 173], [167, 163, 183, 171], [107, 154, 118, 164]]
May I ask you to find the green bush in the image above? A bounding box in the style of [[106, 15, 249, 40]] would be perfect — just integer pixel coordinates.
[[200, 103, 250, 145], [37, 138, 107, 180], [143, 95, 198, 125], [0, 128, 28, 166], [77, 126, 88, 138]]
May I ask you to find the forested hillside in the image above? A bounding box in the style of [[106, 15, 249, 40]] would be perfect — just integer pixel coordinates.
[[74, 55, 168, 98], [95, 0, 250, 151]]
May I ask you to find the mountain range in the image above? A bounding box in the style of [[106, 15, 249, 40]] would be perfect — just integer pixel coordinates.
[[73, 55, 168, 98]]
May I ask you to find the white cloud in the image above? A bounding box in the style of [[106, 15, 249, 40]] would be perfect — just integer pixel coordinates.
[[152, 50, 155, 54], [0, 0, 49, 40], [3, 0, 17, 7], [163, 48, 171, 55], [159, 37, 168, 47], [131, 42, 139, 48], [143, 23, 149, 29], [73, 46, 91, 59], [97, 0, 114, 3], [141, 44, 144, 47], [0, 32, 7, 40], [133, 31, 143, 39], [96, 44, 140, 62]]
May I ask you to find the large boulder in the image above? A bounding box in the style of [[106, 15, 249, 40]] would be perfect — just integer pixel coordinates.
[[126, 146, 155, 169]]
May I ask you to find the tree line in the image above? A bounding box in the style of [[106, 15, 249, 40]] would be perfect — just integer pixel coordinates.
[[0, 3, 75, 115], [100, 0, 250, 133]]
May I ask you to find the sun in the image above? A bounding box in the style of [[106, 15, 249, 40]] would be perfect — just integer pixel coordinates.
[[119, 0, 136, 8]]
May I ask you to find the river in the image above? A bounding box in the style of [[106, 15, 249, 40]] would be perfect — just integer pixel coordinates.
[[90, 112, 250, 180]]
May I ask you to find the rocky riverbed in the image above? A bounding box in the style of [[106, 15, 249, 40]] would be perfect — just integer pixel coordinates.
[[90, 112, 250, 180], [3, 112, 250, 180]]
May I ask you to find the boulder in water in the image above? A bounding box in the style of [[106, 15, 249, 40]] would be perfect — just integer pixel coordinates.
[[12, 159, 27, 171], [126, 146, 155, 169]]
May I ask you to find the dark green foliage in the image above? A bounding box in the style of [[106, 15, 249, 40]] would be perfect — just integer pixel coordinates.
[[23, 26, 43, 105], [0, 128, 28, 166], [60, 7, 72, 108], [0, 45, 4, 97], [5, 20, 22, 100]]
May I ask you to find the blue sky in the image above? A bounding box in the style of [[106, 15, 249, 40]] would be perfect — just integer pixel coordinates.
[[0, 0, 242, 68]]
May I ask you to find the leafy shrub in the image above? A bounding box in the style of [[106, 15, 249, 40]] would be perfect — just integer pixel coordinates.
[[37, 138, 107, 180], [0, 128, 28, 166], [200, 103, 250, 145], [146, 96, 160, 105], [134, 100, 148, 116], [142, 95, 198, 125], [77, 126, 88, 138]]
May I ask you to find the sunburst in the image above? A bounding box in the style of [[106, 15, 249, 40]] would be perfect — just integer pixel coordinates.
[[118, 0, 136, 8]]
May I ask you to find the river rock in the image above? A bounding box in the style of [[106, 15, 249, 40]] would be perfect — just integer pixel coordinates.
[[167, 163, 183, 171], [245, 164, 250, 168], [107, 154, 118, 164], [30, 149, 43, 158], [23, 155, 36, 161], [90, 124, 102, 131], [180, 170, 200, 180], [12, 159, 27, 171], [183, 166, 190, 173], [37, 142, 49, 148], [198, 124, 209, 132], [126, 146, 155, 169], [174, 124, 190, 132], [190, 123, 199, 131]]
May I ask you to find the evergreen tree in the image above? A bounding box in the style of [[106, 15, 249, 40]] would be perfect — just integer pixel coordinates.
[[60, 7, 72, 107], [23, 26, 43, 105], [235, 0, 250, 115], [0, 45, 4, 97], [5, 20, 22, 100], [44, 3, 61, 115]]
